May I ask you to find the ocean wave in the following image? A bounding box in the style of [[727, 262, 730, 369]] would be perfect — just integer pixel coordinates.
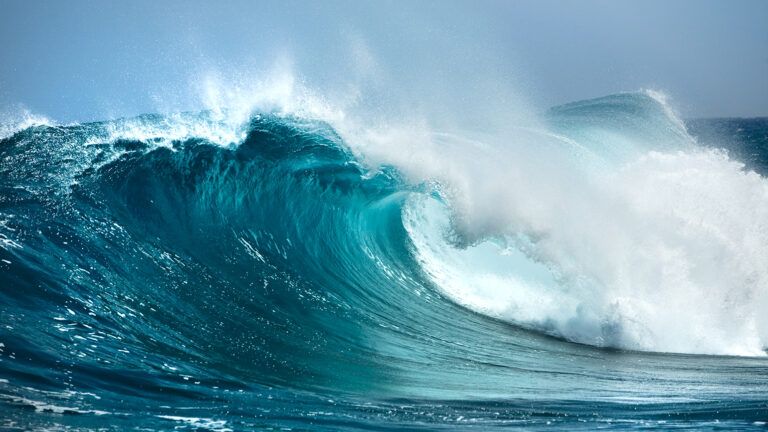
[[1, 92, 768, 430]]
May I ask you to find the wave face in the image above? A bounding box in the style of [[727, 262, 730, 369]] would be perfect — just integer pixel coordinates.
[[1, 94, 768, 430]]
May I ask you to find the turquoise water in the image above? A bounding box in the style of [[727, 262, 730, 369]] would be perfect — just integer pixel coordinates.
[[1, 93, 767, 430]]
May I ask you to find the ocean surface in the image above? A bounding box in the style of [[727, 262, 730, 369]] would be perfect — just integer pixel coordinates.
[[1, 92, 767, 430]]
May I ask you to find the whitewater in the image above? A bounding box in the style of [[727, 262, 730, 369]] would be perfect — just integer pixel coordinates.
[[1, 73, 768, 430]]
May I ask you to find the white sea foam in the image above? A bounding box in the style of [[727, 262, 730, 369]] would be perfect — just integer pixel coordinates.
[[0, 108, 54, 140], [157, 415, 232, 431], [84, 62, 346, 149], [397, 104, 768, 356], [87, 112, 247, 148]]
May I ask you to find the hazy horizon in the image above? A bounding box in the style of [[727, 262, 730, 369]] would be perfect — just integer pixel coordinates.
[[1, 0, 767, 122]]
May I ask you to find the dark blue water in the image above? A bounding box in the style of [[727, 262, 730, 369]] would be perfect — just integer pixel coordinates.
[[1, 95, 767, 430], [687, 117, 768, 174]]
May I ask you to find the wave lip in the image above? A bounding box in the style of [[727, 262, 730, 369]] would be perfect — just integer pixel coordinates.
[[0, 109, 54, 140]]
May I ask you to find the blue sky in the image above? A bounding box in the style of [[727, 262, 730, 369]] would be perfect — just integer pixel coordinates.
[[1, 0, 766, 122]]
